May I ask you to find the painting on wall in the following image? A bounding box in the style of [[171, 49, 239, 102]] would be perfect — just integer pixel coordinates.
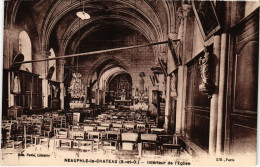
[[192, 1, 221, 41]]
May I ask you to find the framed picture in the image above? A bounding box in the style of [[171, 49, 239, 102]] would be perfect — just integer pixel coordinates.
[[192, 1, 221, 41], [168, 39, 181, 66], [153, 73, 159, 84], [149, 75, 155, 86], [158, 58, 167, 77]]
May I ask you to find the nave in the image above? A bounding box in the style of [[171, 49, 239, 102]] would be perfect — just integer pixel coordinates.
[[2, 0, 259, 166]]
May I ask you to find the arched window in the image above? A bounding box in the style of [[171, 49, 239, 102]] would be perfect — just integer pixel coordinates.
[[48, 48, 56, 81], [18, 31, 32, 72]]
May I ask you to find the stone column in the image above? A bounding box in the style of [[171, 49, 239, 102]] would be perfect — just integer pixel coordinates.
[[5, 29, 19, 107], [175, 4, 192, 135], [5, 29, 14, 107], [216, 33, 227, 155], [33, 50, 50, 108], [209, 35, 221, 155], [8, 71, 14, 107], [57, 59, 66, 110], [163, 75, 171, 132]]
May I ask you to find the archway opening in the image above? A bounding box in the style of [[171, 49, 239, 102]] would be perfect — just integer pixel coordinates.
[[18, 31, 32, 72], [107, 73, 132, 105]]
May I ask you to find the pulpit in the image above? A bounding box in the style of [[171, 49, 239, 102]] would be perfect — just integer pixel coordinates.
[[8, 106, 23, 120]]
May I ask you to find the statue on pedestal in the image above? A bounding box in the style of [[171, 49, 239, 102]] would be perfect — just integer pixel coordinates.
[[198, 46, 215, 98]]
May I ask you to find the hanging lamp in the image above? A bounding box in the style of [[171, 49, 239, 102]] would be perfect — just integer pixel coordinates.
[[76, 0, 90, 20]]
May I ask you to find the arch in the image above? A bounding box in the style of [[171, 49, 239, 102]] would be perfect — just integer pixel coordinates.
[[106, 71, 132, 91], [4, 0, 21, 29], [87, 57, 128, 86], [98, 67, 128, 91], [18, 31, 32, 72]]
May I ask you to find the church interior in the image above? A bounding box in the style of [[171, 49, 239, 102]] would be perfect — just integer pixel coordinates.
[[1, 0, 259, 166]]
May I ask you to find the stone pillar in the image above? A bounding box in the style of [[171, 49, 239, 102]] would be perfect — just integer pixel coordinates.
[[209, 35, 221, 155], [163, 75, 171, 132], [60, 82, 65, 110], [216, 33, 227, 155], [57, 59, 66, 110], [33, 50, 50, 108], [8, 71, 14, 107], [175, 4, 192, 135], [4, 29, 12, 69], [5, 29, 14, 107]]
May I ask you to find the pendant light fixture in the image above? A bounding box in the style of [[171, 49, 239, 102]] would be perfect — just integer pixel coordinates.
[[76, 0, 90, 20]]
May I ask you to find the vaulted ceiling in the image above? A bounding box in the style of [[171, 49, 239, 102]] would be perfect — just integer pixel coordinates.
[[6, 0, 181, 55]]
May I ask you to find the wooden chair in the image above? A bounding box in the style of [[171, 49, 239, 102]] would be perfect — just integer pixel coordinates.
[[87, 131, 100, 140], [42, 118, 53, 137], [141, 134, 158, 154], [102, 140, 118, 153], [55, 138, 72, 148], [69, 130, 85, 140], [100, 122, 111, 127], [151, 128, 165, 135], [72, 140, 79, 149], [83, 125, 96, 132], [2, 122, 12, 148], [73, 113, 81, 125], [123, 123, 136, 132], [60, 139, 73, 148], [78, 140, 93, 152], [70, 125, 81, 131], [87, 131, 100, 152], [105, 131, 121, 140], [12, 124, 24, 149], [136, 124, 146, 133], [34, 136, 50, 151], [110, 123, 123, 132], [54, 128, 69, 139], [96, 126, 109, 132], [31, 120, 43, 135], [58, 116, 67, 128], [158, 134, 181, 155], [121, 133, 139, 151]]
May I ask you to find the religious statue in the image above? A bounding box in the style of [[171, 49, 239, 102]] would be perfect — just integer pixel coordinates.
[[170, 74, 178, 98], [52, 85, 59, 99], [135, 87, 139, 96], [198, 46, 215, 98], [48, 83, 52, 96], [12, 75, 21, 94], [161, 81, 166, 99], [145, 85, 149, 97], [121, 88, 126, 100], [132, 87, 135, 97], [139, 72, 145, 95]]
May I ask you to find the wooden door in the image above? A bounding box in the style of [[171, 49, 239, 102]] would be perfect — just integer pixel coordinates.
[[225, 10, 258, 155], [185, 56, 211, 152]]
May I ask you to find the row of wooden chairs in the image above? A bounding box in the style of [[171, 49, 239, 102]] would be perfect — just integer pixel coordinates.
[[53, 132, 181, 155]]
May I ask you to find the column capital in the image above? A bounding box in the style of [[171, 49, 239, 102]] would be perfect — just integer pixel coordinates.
[[58, 58, 66, 65], [168, 32, 178, 40], [39, 50, 51, 59], [182, 4, 192, 17], [177, 4, 192, 20]]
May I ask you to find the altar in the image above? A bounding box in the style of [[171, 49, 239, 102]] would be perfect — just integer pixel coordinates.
[[114, 99, 132, 107]]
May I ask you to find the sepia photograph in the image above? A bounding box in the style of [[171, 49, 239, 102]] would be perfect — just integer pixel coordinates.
[[0, 0, 259, 166]]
